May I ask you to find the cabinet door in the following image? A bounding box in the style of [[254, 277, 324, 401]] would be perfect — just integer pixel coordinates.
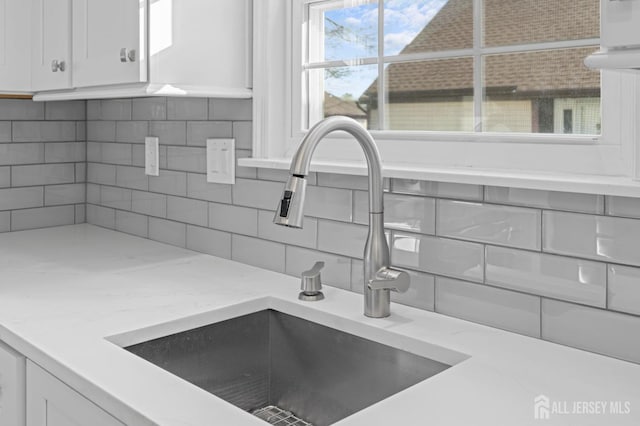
[[72, 0, 147, 88], [0, 0, 32, 93], [31, 0, 72, 91], [26, 361, 124, 426], [0, 341, 26, 426]]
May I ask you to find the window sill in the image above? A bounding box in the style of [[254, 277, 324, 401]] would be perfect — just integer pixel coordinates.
[[238, 157, 640, 198]]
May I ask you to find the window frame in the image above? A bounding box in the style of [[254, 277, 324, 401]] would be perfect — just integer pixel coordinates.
[[250, 0, 640, 185]]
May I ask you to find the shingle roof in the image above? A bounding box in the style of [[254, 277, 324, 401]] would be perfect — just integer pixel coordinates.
[[324, 92, 367, 118], [364, 0, 600, 99]]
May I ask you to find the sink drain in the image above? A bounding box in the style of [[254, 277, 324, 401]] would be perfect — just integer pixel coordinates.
[[252, 405, 312, 425]]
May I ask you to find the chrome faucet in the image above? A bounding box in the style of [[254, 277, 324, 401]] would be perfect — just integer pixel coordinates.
[[273, 116, 410, 318]]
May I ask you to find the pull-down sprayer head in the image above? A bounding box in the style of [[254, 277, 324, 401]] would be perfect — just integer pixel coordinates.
[[273, 175, 307, 228]]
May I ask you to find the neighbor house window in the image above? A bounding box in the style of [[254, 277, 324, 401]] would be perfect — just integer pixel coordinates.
[[302, 0, 601, 135]]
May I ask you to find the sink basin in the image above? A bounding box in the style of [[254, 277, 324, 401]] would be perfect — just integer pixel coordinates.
[[124, 309, 451, 425]]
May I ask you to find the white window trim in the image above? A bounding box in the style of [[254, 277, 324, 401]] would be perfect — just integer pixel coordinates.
[[246, 0, 640, 196]]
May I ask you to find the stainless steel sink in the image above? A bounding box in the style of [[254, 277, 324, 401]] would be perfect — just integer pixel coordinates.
[[124, 310, 451, 425]]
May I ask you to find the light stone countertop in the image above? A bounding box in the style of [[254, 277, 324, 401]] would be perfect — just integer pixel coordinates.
[[0, 224, 639, 426]]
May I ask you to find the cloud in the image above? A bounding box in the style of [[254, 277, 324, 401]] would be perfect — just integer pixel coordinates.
[[384, 31, 418, 54], [344, 16, 362, 26]]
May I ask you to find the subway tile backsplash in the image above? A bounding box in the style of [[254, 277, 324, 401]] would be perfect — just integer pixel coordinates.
[[2, 96, 639, 365], [0, 99, 85, 232]]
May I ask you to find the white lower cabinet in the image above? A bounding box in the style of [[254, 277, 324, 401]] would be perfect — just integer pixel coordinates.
[[26, 360, 124, 426], [0, 341, 26, 426]]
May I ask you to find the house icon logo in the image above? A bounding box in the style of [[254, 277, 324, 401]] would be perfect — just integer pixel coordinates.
[[534, 395, 551, 420]]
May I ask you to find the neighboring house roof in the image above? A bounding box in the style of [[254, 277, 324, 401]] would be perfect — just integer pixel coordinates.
[[364, 0, 600, 100], [324, 92, 367, 118]]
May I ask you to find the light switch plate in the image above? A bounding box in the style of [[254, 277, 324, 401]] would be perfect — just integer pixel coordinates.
[[206, 138, 235, 184], [145, 137, 159, 176]]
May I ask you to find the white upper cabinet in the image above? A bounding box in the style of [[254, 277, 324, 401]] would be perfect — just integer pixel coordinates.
[[31, 0, 72, 91], [72, 0, 146, 88], [0, 0, 32, 93]]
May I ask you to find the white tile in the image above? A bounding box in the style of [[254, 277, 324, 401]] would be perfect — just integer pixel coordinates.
[[87, 121, 116, 142], [186, 121, 232, 146], [149, 121, 186, 145], [605, 196, 640, 219], [167, 146, 206, 173], [132, 191, 166, 218], [305, 185, 352, 222], [232, 121, 252, 150], [11, 205, 75, 231], [232, 178, 283, 210], [75, 204, 86, 224], [0, 167, 10, 188], [209, 203, 257, 236], [12, 164, 75, 186], [286, 246, 351, 290], [86, 205, 116, 229], [486, 186, 604, 214], [0, 99, 44, 120], [258, 210, 317, 248], [115, 210, 148, 238], [392, 179, 483, 201], [0, 187, 43, 211], [0, 121, 11, 142], [12, 121, 76, 142], [437, 200, 541, 250], [45, 184, 86, 206], [94, 99, 132, 120], [87, 163, 116, 186], [317, 220, 368, 258], [436, 277, 541, 338], [95, 142, 133, 165], [608, 264, 640, 315], [186, 173, 232, 203], [167, 196, 208, 226], [100, 186, 132, 210], [542, 299, 640, 363], [543, 211, 640, 266], [232, 234, 285, 273], [186, 225, 231, 259], [317, 173, 389, 191], [354, 192, 435, 234], [149, 218, 186, 248], [116, 166, 148, 190], [75, 163, 87, 183], [209, 98, 252, 121], [132, 97, 167, 120], [351, 259, 435, 311], [167, 98, 208, 120], [116, 121, 148, 143], [45, 142, 86, 163], [0, 212, 9, 232], [486, 246, 606, 307], [0, 143, 44, 165], [86, 184, 101, 204], [391, 232, 484, 282], [149, 171, 187, 197], [45, 100, 86, 120]]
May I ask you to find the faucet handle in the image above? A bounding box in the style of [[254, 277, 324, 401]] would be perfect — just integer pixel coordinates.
[[368, 267, 410, 293], [299, 261, 325, 301]]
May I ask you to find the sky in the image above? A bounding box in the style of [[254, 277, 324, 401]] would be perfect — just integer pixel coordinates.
[[320, 0, 447, 99]]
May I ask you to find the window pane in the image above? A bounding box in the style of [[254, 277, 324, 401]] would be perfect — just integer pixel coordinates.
[[370, 58, 474, 131], [384, 0, 473, 56], [483, 0, 599, 47], [308, 64, 378, 129], [482, 47, 601, 134], [308, 0, 378, 63]]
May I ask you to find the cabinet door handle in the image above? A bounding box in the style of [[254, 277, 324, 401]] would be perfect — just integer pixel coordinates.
[[120, 48, 137, 63], [51, 59, 66, 72]]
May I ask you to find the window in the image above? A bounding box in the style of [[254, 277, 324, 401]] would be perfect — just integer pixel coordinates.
[[303, 0, 601, 135], [251, 0, 639, 185]]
